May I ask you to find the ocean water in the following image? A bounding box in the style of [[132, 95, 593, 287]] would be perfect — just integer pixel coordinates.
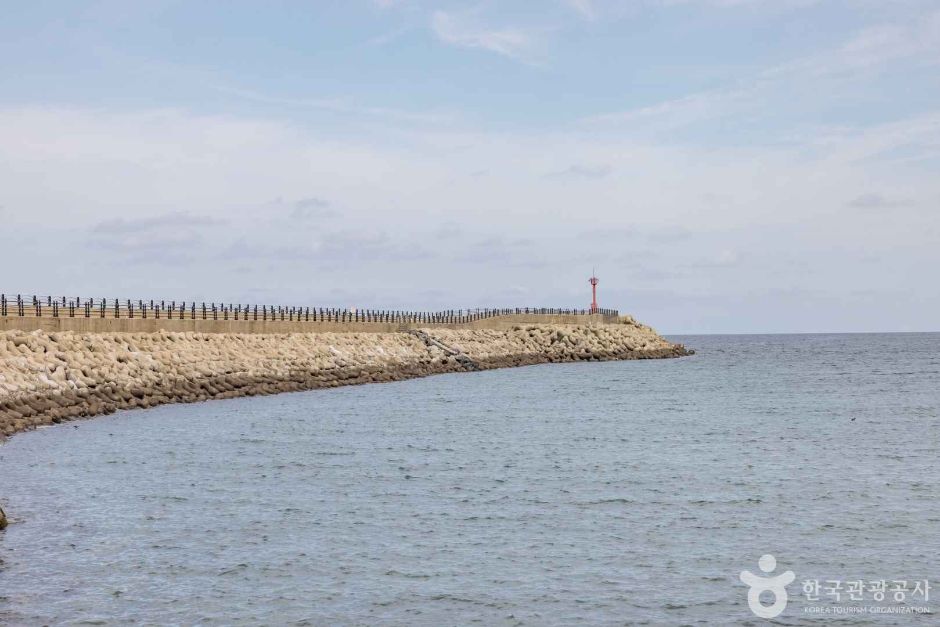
[[1, 333, 938, 625]]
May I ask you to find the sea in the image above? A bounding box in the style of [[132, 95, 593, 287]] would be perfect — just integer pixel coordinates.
[[1, 333, 938, 625]]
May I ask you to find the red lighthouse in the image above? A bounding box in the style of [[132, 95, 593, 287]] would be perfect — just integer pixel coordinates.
[[589, 272, 599, 314]]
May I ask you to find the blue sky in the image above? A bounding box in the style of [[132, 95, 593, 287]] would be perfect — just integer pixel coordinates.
[[1, 0, 938, 333]]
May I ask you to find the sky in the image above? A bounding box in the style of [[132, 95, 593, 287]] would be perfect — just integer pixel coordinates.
[[1, 0, 938, 334]]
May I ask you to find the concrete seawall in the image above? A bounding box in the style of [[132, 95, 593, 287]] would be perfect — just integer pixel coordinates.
[[0, 313, 616, 334], [0, 319, 690, 439]]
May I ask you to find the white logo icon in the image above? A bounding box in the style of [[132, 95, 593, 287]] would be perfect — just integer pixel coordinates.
[[740, 554, 795, 619]]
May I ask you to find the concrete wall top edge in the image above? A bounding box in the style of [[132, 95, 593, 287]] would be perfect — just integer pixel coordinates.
[[0, 314, 624, 335]]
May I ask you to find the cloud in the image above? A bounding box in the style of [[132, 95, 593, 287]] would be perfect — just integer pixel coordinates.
[[646, 226, 693, 242], [92, 212, 224, 234], [363, 25, 414, 48], [89, 212, 224, 263], [658, 0, 821, 7], [2, 105, 939, 331], [563, 0, 596, 20], [290, 197, 335, 220], [581, 89, 751, 129], [577, 224, 691, 242], [106, 230, 204, 257], [713, 249, 739, 266], [676, 248, 741, 270], [455, 236, 545, 267], [847, 192, 911, 210], [214, 85, 459, 126], [809, 112, 940, 165], [771, 13, 940, 80], [430, 10, 542, 63], [566, 0, 820, 20], [319, 230, 431, 261], [222, 231, 431, 265], [545, 164, 612, 179], [434, 222, 464, 239], [579, 9, 940, 135]]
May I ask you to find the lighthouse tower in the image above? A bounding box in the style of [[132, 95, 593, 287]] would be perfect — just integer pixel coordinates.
[[589, 272, 599, 314]]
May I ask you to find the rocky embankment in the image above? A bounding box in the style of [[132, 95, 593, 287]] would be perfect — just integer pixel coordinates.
[[0, 322, 690, 439]]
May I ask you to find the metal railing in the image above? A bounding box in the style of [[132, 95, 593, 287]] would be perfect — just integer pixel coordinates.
[[0, 294, 619, 325]]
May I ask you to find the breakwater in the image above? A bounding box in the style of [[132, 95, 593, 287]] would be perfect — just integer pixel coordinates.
[[0, 320, 689, 439]]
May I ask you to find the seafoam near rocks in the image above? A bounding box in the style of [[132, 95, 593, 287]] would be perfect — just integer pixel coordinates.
[[0, 322, 689, 438]]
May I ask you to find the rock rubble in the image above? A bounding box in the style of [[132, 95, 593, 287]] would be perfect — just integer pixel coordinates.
[[0, 322, 690, 438]]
